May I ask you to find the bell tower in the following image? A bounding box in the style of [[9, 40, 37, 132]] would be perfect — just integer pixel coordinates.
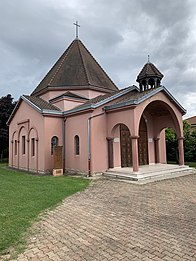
[[136, 59, 164, 92]]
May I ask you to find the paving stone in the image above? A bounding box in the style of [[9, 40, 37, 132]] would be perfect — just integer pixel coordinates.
[[3, 174, 196, 261]]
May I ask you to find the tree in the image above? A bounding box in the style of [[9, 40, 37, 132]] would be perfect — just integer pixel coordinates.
[[165, 120, 196, 163], [0, 94, 16, 159], [165, 127, 178, 162]]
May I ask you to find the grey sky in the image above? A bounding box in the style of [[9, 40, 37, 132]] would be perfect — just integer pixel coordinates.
[[0, 0, 196, 118]]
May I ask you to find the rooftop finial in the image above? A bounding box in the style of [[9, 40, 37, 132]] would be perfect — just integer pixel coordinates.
[[148, 55, 150, 63], [73, 21, 80, 38]]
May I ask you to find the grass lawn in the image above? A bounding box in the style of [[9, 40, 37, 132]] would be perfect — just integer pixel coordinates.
[[168, 161, 196, 168], [0, 165, 90, 256], [185, 162, 196, 168]]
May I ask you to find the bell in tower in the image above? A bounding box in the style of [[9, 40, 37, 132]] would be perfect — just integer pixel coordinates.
[[136, 57, 164, 92]]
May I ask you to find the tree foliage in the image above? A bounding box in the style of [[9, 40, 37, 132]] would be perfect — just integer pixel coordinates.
[[165, 120, 196, 163], [0, 94, 16, 158]]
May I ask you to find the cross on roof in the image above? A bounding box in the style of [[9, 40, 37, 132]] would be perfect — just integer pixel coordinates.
[[73, 21, 80, 38]]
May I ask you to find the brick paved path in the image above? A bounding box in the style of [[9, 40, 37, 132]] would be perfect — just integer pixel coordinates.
[[9, 175, 196, 260]]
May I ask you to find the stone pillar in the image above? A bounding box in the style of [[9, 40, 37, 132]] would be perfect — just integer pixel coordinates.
[[154, 137, 160, 163], [178, 137, 184, 166], [131, 136, 139, 172]]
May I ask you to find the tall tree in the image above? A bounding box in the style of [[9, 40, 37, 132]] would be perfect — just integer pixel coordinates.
[[0, 94, 16, 159], [165, 120, 196, 163]]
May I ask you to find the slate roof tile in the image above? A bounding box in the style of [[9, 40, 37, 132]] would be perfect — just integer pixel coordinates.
[[136, 62, 164, 82], [23, 95, 61, 111], [32, 39, 118, 96]]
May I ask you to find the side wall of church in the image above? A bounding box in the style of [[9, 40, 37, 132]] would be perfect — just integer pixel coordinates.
[[43, 116, 63, 172], [65, 113, 89, 173], [90, 109, 108, 173], [9, 101, 45, 173]]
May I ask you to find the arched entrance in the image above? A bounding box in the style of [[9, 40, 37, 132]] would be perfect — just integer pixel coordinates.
[[138, 100, 184, 166], [120, 124, 132, 167], [138, 116, 149, 165]]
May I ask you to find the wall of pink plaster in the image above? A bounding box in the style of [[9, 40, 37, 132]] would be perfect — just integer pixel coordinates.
[[9, 101, 45, 172], [143, 112, 155, 164], [90, 112, 108, 172], [40, 90, 67, 102], [39, 89, 108, 102], [65, 113, 89, 173], [111, 125, 121, 168], [43, 116, 63, 172], [134, 92, 184, 138], [159, 130, 167, 164], [51, 98, 85, 111], [70, 89, 109, 99]]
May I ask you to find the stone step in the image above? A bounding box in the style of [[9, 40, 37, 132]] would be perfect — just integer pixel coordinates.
[[102, 165, 196, 184], [107, 165, 190, 175]]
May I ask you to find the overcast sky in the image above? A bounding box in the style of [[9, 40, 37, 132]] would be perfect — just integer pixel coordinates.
[[0, 0, 196, 118]]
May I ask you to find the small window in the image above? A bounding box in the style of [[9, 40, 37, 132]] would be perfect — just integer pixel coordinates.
[[75, 135, 80, 155], [15, 140, 17, 155], [31, 138, 35, 157], [51, 136, 58, 155], [22, 136, 25, 155]]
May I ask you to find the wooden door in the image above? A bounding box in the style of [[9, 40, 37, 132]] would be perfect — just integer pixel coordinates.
[[138, 117, 149, 165], [120, 124, 132, 167], [107, 138, 114, 168]]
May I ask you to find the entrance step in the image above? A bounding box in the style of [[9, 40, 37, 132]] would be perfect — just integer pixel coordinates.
[[102, 164, 196, 184]]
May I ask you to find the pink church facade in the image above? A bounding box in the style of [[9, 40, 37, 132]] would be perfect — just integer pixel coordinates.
[[7, 38, 186, 175]]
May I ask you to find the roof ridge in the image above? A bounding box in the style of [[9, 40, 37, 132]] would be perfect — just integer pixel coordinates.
[[48, 40, 76, 86], [78, 40, 118, 90], [32, 38, 118, 96], [150, 62, 163, 76], [77, 40, 90, 85]]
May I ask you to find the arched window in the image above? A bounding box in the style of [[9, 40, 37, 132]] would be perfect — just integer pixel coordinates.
[[51, 136, 58, 155], [74, 135, 80, 155], [148, 78, 155, 89]]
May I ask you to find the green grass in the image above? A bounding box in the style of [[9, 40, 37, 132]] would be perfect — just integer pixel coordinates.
[[0, 166, 90, 255], [168, 161, 196, 168], [185, 162, 196, 168]]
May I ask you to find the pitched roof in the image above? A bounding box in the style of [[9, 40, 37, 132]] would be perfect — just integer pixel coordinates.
[[23, 95, 61, 111], [49, 91, 88, 103], [105, 86, 186, 113], [62, 85, 186, 116], [7, 95, 61, 125], [185, 116, 196, 125], [63, 86, 139, 115], [136, 62, 164, 82], [32, 39, 118, 96]]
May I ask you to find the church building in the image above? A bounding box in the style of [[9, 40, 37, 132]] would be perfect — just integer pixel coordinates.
[[7, 36, 186, 176]]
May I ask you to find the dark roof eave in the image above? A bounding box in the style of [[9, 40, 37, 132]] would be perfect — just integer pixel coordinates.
[[105, 86, 186, 114], [7, 96, 63, 125], [32, 84, 117, 97], [42, 110, 63, 117], [105, 100, 137, 111], [64, 104, 94, 116]]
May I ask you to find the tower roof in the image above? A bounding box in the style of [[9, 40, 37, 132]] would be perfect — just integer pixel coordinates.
[[136, 62, 164, 82], [32, 39, 118, 96]]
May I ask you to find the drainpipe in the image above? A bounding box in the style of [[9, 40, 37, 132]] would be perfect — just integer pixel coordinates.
[[87, 110, 105, 177], [27, 139, 29, 171], [62, 118, 66, 171]]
